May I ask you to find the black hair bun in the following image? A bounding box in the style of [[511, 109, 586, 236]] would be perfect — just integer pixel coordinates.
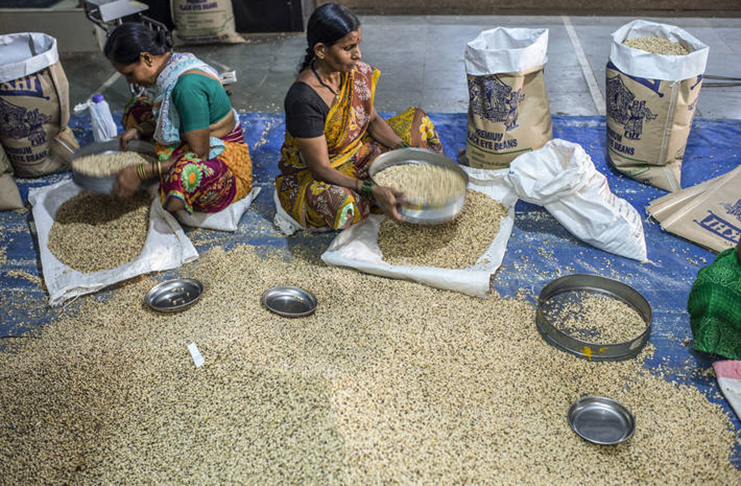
[[156, 28, 174, 50]]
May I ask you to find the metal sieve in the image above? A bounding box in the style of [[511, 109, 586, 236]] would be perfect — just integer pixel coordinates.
[[536, 274, 651, 362], [71, 140, 157, 195], [369, 148, 468, 225]]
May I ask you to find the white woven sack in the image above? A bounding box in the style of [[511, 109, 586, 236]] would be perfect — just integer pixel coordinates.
[[321, 167, 517, 298], [506, 139, 647, 261], [175, 187, 261, 231], [29, 180, 198, 306]]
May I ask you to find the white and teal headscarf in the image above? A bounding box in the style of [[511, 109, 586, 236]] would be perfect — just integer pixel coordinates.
[[152, 52, 227, 159]]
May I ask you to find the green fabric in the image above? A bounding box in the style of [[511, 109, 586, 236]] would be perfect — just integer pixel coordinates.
[[171, 73, 231, 133], [688, 247, 741, 359], [337, 203, 354, 229]]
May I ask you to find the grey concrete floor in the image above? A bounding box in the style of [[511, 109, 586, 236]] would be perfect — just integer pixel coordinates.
[[61, 15, 741, 119]]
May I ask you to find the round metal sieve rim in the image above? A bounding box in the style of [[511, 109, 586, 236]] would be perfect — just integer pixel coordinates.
[[536, 274, 652, 362]]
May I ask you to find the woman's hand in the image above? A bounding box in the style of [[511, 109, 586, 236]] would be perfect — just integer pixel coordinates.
[[117, 127, 140, 151], [372, 184, 406, 222], [112, 165, 141, 199]]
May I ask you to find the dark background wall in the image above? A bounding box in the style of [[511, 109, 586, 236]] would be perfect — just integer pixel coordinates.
[[319, 0, 740, 15], [131, 0, 741, 36]]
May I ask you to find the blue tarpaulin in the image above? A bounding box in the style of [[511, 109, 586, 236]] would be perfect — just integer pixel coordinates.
[[2, 113, 740, 466]]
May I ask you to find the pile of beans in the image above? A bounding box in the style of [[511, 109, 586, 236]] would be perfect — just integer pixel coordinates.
[[623, 37, 689, 55]]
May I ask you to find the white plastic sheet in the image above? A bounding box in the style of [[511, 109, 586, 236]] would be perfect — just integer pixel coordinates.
[[506, 139, 648, 261], [321, 167, 517, 298], [175, 187, 261, 232], [29, 180, 199, 306], [272, 187, 333, 236]]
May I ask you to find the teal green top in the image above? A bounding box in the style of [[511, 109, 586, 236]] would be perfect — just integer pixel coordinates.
[[171, 73, 231, 133]]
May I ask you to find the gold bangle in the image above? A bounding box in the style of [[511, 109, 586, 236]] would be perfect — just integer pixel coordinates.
[[150, 161, 162, 180], [136, 163, 147, 181]]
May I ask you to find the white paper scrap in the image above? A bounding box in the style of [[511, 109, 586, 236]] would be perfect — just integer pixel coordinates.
[[188, 342, 205, 368]]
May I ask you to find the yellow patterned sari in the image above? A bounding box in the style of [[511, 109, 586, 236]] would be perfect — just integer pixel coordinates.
[[276, 61, 443, 230]]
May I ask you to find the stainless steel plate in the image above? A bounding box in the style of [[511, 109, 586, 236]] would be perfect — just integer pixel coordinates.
[[261, 286, 317, 317], [145, 278, 204, 313], [568, 396, 636, 445], [368, 148, 468, 225], [71, 139, 157, 195], [536, 274, 651, 362]]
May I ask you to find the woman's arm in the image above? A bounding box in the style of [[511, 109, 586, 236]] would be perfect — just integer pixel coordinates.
[[112, 156, 178, 200], [366, 106, 406, 149], [118, 119, 156, 151], [113, 126, 209, 199], [296, 136, 359, 190], [180, 128, 211, 160], [296, 135, 405, 221]]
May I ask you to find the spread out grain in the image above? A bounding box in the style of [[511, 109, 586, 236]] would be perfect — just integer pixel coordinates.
[[47, 192, 151, 272], [378, 189, 507, 268], [0, 245, 738, 485], [623, 37, 689, 55], [72, 152, 157, 177], [544, 291, 647, 343], [374, 163, 466, 206]]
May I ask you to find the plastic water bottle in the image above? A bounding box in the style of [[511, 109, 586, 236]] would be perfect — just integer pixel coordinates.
[[89, 93, 118, 142]]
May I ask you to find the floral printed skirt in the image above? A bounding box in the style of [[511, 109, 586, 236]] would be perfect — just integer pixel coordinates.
[[123, 97, 253, 213]]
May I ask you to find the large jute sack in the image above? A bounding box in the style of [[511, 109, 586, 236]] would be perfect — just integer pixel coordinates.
[[606, 20, 709, 192], [461, 27, 552, 170], [0, 33, 78, 177], [0, 142, 23, 210], [170, 0, 245, 45]]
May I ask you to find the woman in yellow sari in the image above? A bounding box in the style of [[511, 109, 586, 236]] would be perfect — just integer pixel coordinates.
[[276, 3, 443, 231]]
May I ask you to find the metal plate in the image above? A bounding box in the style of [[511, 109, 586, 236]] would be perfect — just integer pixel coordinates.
[[145, 278, 204, 313], [368, 148, 469, 225], [568, 396, 636, 445], [261, 286, 317, 317], [71, 140, 157, 195], [536, 274, 651, 362]]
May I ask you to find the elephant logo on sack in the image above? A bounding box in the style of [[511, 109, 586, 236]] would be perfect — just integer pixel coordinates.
[[607, 75, 658, 140], [722, 199, 741, 223], [0, 97, 51, 146], [468, 75, 523, 131]]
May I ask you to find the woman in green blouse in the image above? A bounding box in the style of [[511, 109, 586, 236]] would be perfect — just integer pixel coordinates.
[[104, 22, 252, 214]]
